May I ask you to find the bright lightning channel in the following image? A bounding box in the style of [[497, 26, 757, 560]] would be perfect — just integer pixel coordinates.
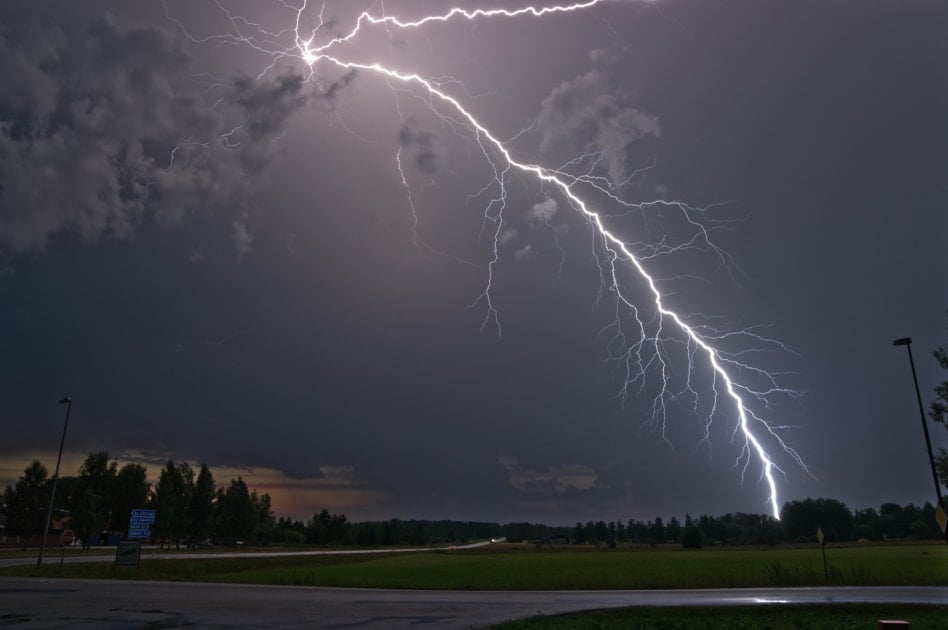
[[165, 0, 810, 519]]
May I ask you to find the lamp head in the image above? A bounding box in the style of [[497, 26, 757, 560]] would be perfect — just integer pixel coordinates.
[[892, 337, 912, 347], [58, 396, 71, 404]]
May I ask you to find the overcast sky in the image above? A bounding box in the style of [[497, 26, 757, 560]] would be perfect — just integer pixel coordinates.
[[1, 0, 945, 524]]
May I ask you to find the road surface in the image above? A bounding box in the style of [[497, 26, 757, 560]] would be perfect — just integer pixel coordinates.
[[0, 539, 498, 570], [1, 578, 945, 629]]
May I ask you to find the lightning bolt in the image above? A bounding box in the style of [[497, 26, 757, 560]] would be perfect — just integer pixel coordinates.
[[163, 0, 810, 519]]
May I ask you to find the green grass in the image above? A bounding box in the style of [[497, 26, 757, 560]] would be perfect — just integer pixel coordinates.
[[494, 604, 948, 629], [2, 543, 946, 590]]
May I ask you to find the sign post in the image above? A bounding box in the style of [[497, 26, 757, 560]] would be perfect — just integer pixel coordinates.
[[58, 529, 74, 574], [116, 509, 156, 569], [816, 527, 827, 579]]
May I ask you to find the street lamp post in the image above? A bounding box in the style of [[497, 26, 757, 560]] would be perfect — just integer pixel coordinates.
[[892, 337, 947, 543], [36, 396, 72, 569]]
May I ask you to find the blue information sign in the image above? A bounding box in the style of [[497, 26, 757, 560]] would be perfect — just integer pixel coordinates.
[[128, 508, 155, 539], [130, 509, 156, 522], [128, 526, 151, 538]]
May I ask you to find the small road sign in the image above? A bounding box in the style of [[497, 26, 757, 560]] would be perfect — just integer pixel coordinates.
[[936, 505, 947, 534], [130, 509, 156, 523], [128, 508, 156, 539], [115, 540, 142, 566], [61, 529, 75, 546]]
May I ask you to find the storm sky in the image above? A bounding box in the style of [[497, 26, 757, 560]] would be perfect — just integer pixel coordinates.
[[1, 0, 945, 524]]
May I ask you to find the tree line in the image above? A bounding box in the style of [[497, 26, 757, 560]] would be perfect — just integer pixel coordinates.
[[1, 452, 274, 549], [2, 456, 943, 549], [265, 497, 943, 549]]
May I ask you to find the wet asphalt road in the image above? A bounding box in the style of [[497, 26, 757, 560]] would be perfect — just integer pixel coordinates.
[[1, 578, 945, 629]]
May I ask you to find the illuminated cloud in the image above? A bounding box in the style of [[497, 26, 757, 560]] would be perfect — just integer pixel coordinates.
[[536, 70, 660, 183], [500, 455, 597, 496], [529, 198, 559, 223]]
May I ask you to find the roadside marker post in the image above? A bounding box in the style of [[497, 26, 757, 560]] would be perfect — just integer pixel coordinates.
[[816, 527, 827, 579], [58, 529, 74, 574]]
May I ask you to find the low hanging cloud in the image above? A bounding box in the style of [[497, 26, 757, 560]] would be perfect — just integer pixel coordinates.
[[231, 215, 254, 260], [499, 455, 598, 496], [514, 243, 534, 263], [0, 12, 319, 257], [499, 227, 519, 244], [536, 70, 660, 184], [529, 198, 559, 223]]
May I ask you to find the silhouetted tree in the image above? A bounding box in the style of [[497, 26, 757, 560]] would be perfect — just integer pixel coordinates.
[[649, 517, 665, 544], [307, 508, 331, 545], [853, 507, 881, 540], [910, 503, 939, 540], [152, 460, 193, 549], [383, 519, 400, 545], [594, 520, 609, 545], [3, 461, 50, 540], [583, 521, 596, 544], [188, 464, 215, 546], [626, 519, 649, 543], [252, 490, 275, 545], [69, 452, 117, 548], [109, 463, 149, 534], [274, 517, 307, 545], [682, 524, 702, 549], [780, 498, 854, 542], [216, 476, 255, 544]]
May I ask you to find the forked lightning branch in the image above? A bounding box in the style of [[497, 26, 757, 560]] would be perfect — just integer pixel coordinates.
[[163, 0, 810, 519]]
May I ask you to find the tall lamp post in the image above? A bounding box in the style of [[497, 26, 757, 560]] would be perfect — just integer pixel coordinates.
[[892, 337, 947, 543], [36, 396, 72, 569]]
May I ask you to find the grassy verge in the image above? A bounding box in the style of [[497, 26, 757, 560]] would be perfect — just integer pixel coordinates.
[[493, 604, 948, 629], [1, 543, 945, 589]]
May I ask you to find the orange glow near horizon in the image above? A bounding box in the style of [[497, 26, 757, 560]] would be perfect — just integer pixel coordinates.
[[1, 451, 389, 522]]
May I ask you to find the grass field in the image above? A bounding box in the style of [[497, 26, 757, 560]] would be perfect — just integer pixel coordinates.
[[495, 604, 948, 629], [2, 542, 946, 590]]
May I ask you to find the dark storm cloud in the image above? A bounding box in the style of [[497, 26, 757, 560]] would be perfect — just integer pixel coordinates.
[[229, 73, 308, 138], [321, 69, 358, 109], [0, 12, 311, 257], [536, 69, 660, 183]]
